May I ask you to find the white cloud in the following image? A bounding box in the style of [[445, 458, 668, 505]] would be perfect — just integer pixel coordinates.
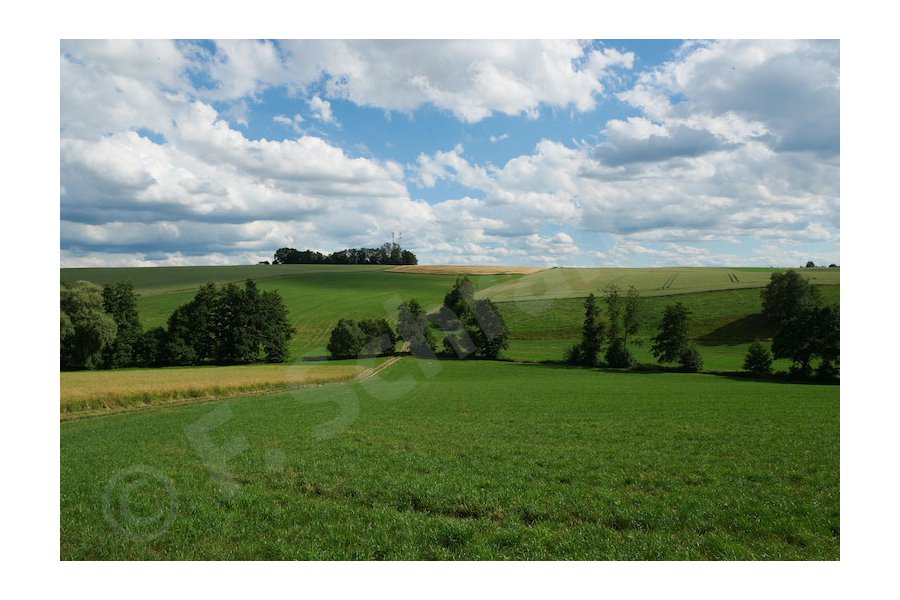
[[273, 113, 304, 133], [308, 96, 338, 125], [59, 39, 838, 268], [193, 40, 634, 123], [225, 100, 250, 127], [619, 39, 839, 154]]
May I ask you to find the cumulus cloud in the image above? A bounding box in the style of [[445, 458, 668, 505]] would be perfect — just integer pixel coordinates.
[[186, 40, 635, 123], [618, 39, 839, 154], [308, 96, 338, 125], [273, 113, 304, 133], [59, 39, 839, 268]]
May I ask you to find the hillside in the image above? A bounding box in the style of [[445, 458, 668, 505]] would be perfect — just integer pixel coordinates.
[[60, 264, 839, 369]]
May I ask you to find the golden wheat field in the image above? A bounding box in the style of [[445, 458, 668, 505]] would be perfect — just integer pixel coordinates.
[[385, 265, 547, 276], [60, 363, 366, 415]]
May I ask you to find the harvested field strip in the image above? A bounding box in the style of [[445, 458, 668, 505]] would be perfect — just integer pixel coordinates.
[[60, 363, 366, 415], [385, 265, 546, 276]]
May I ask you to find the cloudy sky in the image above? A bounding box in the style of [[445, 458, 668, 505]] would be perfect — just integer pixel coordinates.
[[60, 39, 839, 267]]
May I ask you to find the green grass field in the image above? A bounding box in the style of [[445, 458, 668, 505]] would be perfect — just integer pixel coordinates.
[[59, 265, 839, 560], [62, 267, 520, 360], [482, 266, 840, 302], [497, 285, 840, 370], [60, 359, 839, 560]]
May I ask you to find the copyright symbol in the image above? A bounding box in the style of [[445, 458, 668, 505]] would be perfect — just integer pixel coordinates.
[[102, 465, 178, 542]]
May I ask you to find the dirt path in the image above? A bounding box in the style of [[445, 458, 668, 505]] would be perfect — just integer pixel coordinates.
[[355, 355, 404, 382]]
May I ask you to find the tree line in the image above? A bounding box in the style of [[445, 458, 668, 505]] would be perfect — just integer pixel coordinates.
[[743, 269, 839, 380], [564, 270, 839, 380], [61, 279, 294, 370], [273, 241, 417, 266], [566, 284, 703, 372], [327, 276, 509, 360]]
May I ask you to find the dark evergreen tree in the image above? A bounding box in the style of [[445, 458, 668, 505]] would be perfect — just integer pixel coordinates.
[[603, 284, 623, 343], [651, 302, 692, 364], [679, 344, 704, 372], [572, 293, 604, 366], [258, 289, 295, 362], [743, 339, 773, 377], [623, 285, 642, 346]]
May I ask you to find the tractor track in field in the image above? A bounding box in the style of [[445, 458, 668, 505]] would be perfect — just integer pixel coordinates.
[[660, 273, 678, 290], [356, 354, 404, 382]]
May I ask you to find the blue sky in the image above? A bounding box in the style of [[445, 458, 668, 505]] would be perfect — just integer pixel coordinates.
[[60, 39, 839, 267]]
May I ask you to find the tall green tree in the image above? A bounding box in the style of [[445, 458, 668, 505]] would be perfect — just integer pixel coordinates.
[[439, 277, 478, 358], [743, 339, 773, 377], [772, 304, 839, 378], [397, 299, 437, 357], [327, 319, 366, 358], [471, 298, 509, 359], [258, 289, 295, 363], [623, 285, 642, 346], [651, 302, 692, 364], [60, 281, 117, 370], [568, 293, 604, 366], [164, 304, 198, 365], [761, 270, 821, 324], [603, 284, 622, 342], [443, 276, 475, 318], [101, 280, 143, 368], [214, 282, 259, 364]]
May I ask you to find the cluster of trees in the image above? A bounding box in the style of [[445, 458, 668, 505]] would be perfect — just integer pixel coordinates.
[[433, 277, 509, 359], [744, 270, 839, 379], [326, 276, 509, 361], [273, 242, 417, 266], [566, 284, 643, 368], [327, 318, 397, 359], [567, 285, 702, 372], [61, 279, 295, 370]]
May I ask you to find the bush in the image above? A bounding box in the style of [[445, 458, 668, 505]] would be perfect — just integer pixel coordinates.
[[743, 339, 773, 377], [679, 345, 703, 372], [605, 338, 635, 369]]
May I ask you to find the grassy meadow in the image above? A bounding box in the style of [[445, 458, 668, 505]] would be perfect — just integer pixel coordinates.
[[60, 359, 839, 560], [59, 264, 840, 560]]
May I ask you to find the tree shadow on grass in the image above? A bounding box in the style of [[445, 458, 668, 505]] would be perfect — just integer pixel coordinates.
[[696, 314, 775, 345]]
